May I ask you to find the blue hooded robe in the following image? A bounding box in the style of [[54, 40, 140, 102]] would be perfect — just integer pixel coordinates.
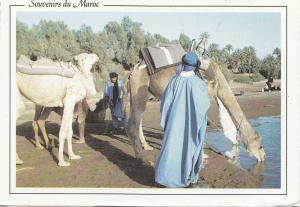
[[155, 71, 210, 187]]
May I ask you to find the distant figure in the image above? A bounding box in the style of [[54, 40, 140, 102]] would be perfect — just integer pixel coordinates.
[[104, 72, 125, 133], [155, 52, 210, 188], [266, 76, 274, 90], [263, 75, 279, 92]]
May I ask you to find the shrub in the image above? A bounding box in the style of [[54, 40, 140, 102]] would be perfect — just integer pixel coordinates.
[[232, 74, 253, 84], [250, 72, 265, 82]]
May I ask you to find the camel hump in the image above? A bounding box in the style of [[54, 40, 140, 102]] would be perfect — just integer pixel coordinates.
[[16, 55, 75, 78]]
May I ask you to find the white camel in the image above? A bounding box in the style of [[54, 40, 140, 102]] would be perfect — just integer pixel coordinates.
[[16, 53, 99, 167]]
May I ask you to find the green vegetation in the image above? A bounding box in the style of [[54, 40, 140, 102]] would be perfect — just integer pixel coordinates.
[[208, 43, 281, 82], [16, 17, 281, 88]]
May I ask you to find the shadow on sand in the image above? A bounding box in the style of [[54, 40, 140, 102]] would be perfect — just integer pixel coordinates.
[[17, 120, 159, 187]]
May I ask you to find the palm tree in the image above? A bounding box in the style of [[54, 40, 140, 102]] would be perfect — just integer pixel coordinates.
[[242, 46, 257, 73], [199, 32, 211, 40], [224, 44, 233, 54], [208, 43, 221, 62], [272, 48, 281, 59], [198, 32, 211, 52], [272, 48, 281, 78], [231, 48, 243, 73]]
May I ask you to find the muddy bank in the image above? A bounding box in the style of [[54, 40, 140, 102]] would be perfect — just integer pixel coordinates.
[[16, 92, 280, 188]]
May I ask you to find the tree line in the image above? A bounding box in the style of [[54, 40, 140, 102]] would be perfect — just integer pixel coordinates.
[[16, 16, 281, 87]]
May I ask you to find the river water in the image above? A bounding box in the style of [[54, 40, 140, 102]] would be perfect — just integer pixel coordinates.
[[206, 116, 281, 188]]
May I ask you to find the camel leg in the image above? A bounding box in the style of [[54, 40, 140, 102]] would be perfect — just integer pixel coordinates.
[[65, 100, 81, 160], [73, 101, 86, 144], [58, 99, 77, 167], [67, 116, 81, 160], [74, 114, 86, 144], [32, 120, 44, 149], [139, 120, 153, 150], [127, 69, 152, 165], [32, 105, 44, 149], [37, 119, 52, 149], [225, 144, 239, 160], [33, 106, 53, 149], [16, 153, 24, 165], [16, 86, 25, 165]]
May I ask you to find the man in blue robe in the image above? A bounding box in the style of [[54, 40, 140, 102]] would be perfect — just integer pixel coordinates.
[[155, 52, 210, 188], [104, 72, 125, 133]]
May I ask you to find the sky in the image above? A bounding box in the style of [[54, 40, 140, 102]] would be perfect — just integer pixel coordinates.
[[16, 12, 281, 59]]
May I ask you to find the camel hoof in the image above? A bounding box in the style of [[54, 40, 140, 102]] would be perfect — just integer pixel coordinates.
[[143, 145, 154, 151], [35, 144, 44, 150], [58, 161, 70, 167], [148, 161, 154, 166], [69, 154, 81, 160], [46, 144, 52, 150], [141, 159, 154, 166], [16, 158, 24, 165], [73, 139, 85, 144]]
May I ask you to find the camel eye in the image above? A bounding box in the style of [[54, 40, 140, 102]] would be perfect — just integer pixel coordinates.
[[259, 145, 263, 149]]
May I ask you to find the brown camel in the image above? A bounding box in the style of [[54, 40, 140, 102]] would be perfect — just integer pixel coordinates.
[[125, 59, 266, 165], [32, 99, 89, 150], [33, 96, 110, 150]]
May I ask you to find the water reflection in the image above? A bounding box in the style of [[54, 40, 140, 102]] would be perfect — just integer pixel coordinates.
[[206, 116, 280, 188]]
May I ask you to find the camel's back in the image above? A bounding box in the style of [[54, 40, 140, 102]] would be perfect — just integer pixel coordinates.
[[149, 67, 176, 98], [17, 73, 68, 107]]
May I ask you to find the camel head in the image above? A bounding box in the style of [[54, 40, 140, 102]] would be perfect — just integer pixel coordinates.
[[190, 38, 210, 71], [73, 53, 99, 97], [200, 62, 266, 162], [73, 53, 99, 75], [246, 136, 266, 162], [86, 97, 108, 123], [94, 97, 109, 112]]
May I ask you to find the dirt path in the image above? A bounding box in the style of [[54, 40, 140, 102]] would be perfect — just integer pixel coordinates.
[[16, 91, 280, 188]]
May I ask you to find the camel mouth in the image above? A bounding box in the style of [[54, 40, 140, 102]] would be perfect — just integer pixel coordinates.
[[90, 59, 100, 73]]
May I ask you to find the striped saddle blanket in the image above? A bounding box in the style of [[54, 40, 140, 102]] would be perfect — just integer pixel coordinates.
[[140, 43, 186, 75]]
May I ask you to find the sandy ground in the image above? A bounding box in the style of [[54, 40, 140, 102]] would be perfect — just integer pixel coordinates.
[[16, 85, 280, 188]]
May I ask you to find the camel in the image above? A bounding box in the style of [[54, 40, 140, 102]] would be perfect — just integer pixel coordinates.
[[125, 39, 266, 165], [16, 84, 26, 165], [33, 96, 109, 149], [85, 97, 109, 123], [32, 98, 89, 150], [16, 53, 99, 167]]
